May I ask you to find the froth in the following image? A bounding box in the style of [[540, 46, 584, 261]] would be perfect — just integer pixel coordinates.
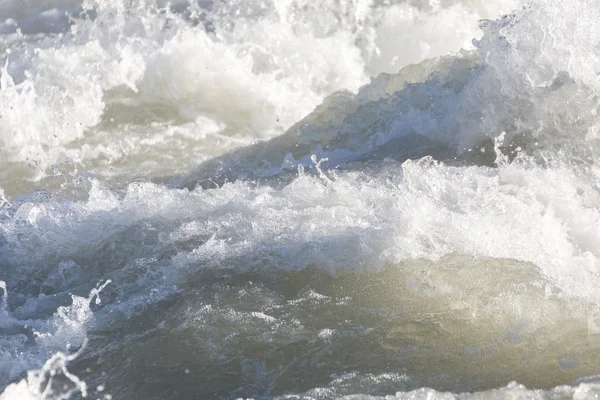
[[4, 152, 600, 300]]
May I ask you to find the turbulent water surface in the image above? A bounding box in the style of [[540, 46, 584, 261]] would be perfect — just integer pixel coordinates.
[[3, 0, 600, 399]]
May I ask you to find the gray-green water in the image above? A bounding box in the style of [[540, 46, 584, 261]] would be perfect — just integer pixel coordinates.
[[69, 257, 600, 398]]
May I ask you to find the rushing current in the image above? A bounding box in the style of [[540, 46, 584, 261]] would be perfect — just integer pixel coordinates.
[[2, 0, 600, 399]]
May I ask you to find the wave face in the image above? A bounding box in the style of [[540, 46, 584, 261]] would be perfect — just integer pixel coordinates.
[[3, 0, 600, 399]]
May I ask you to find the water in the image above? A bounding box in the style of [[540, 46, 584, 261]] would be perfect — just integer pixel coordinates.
[[2, 0, 600, 398]]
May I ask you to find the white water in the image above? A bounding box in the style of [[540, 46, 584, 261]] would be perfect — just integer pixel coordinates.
[[0, 0, 520, 194], [3, 0, 600, 399]]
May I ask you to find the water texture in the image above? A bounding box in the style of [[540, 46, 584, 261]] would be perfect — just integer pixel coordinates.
[[2, 0, 600, 399]]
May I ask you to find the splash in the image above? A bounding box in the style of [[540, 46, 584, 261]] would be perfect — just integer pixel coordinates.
[[0, 343, 88, 400], [0, 279, 110, 393]]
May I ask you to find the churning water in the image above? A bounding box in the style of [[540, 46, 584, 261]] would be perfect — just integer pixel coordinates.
[[2, 0, 600, 398]]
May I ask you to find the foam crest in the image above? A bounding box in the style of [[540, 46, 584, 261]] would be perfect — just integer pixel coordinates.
[[4, 151, 600, 302], [179, 0, 600, 187], [0, 0, 521, 194]]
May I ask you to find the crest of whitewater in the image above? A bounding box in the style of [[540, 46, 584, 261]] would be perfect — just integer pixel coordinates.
[[4, 0, 600, 398]]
